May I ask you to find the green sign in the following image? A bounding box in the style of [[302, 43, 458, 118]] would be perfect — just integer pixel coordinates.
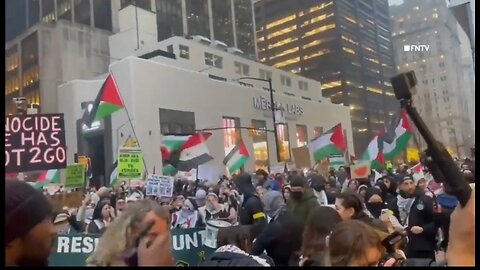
[[118, 148, 144, 180], [49, 228, 214, 266], [65, 164, 85, 188]]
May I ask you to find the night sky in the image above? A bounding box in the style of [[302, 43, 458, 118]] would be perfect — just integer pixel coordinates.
[[6, 0, 27, 42]]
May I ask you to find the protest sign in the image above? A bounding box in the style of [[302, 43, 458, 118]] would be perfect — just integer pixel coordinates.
[[5, 114, 67, 173], [158, 175, 174, 197], [145, 174, 161, 196], [176, 169, 197, 181], [328, 154, 346, 170], [292, 146, 311, 169], [197, 164, 221, 186], [269, 164, 285, 174], [118, 148, 144, 180], [351, 162, 371, 179], [65, 164, 85, 188], [49, 228, 214, 266]]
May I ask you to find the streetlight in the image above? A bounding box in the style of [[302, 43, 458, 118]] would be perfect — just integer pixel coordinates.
[[233, 77, 281, 163]]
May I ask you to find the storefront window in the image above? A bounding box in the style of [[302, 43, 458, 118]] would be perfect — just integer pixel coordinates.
[[277, 124, 291, 161], [252, 120, 269, 170], [313, 126, 323, 139], [159, 108, 196, 135], [296, 124, 308, 147], [223, 117, 241, 156]]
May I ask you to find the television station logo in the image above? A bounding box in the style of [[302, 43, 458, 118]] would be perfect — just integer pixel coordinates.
[[403, 45, 430, 52]]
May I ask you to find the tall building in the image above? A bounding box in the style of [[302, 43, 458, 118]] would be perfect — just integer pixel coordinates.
[[255, 0, 398, 156], [448, 0, 475, 67], [155, 0, 256, 58], [390, 0, 474, 157]]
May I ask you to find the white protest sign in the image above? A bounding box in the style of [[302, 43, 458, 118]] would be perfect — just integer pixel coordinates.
[[176, 169, 197, 181], [269, 164, 285, 174], [157, 175, 175, 198], [146, 174, 161, 196], [197, 164, 222, 187]]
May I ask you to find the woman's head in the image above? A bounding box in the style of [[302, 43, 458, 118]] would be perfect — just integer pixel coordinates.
[[329, 220, 385, 266], [282, 185, 291, 202], [357, 184, 368, 197], [348, 180, 359, 191], [88, 200, 171, 266], [216, 225, 253, 252], [302, 207, 342, 258], [93, 201, 111, 221], [334, 192, 364, 221]]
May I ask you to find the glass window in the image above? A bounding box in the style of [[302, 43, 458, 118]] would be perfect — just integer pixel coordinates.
[[27, 0, 40, 27], [234, 61, 250, 76], [299, 81, 309, 90], [74, 0, 91, 26], [179, 45, 190, 59], [159, 108, 196, 135], [212, 0, 234, 47], [223, 117, 242, 157], [204, 52, 223, 68], [259, 69, 272, 80], [186, 0, 210, 38], [280, 75, 291, 86], [234, 0, 255, 56], [439, 62, 445, 67], [156, 0, 183, 41], [41, 0, 55, 22], [93, 0, 112, 31], [251, 119, 269, 170], [277, 123, 291, 161], [121, 0, 151, 10], [167, 45, 174, 54], [296, 125, 308, 147], [441, 75, 447, 81], [58, 0, 72, 21]]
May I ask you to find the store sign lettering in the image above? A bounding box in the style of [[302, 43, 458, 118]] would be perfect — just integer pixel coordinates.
[[253, 96, 303, 116]]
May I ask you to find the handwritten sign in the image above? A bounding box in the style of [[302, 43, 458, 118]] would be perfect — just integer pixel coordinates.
[[65, 164, 85, 188], [146, 174, 161, 196], [158, 175, 174, 197], [118, 148, 144, 180], [5, 114, 67, 173]]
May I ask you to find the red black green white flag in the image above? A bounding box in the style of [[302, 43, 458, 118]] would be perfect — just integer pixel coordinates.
[[86, 74, 124, 127], [223, 139, 250, 173]]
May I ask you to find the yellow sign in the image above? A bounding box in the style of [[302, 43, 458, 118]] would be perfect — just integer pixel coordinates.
[[118, 148, 144, 180], [406, 147, 420, 163], [78, 156, 90, 171], [123, 137, 138, 148]]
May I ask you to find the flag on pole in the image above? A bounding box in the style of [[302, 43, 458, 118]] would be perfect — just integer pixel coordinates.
[[34, 169, 61, 189], [362, 129, 385, 170], [223, 139, 250, 173], [309, 123, 346, 162], [383, 109, 413, 160], [177, 132, 213, 172], [109, 161, 119, 186], [161, 135, 191, 160], [86, 74, 124, 127]]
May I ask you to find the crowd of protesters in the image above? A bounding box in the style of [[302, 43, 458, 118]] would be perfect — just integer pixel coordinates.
[[5, 158, 475, 266]]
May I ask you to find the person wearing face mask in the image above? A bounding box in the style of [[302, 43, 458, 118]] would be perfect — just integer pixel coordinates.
[[310, 174, 335, 206], [171, 198, 200, 229], [234, 173, 267, 239], [286, 175, 319, 223]]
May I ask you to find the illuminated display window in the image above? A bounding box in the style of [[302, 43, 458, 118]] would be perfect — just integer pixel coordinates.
[[296, 125, 308, 147], [277, 123, 291, 162], [251, 119, 269, 170], [223, 117, 241, 156]]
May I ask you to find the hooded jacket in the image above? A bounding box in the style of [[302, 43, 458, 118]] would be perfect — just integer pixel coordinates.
[[286, 188, 319, 223], [235, 173, 267, 238]]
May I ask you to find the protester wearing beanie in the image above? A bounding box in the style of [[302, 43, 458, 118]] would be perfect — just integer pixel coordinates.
[[6, 180, 56, 266], [286, 175, 318, 223]]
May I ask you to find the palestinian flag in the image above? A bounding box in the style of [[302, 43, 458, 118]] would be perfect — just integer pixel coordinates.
[[177, 132, 213, 172], [223, 140, 250, 173], [161, 135, 190, 160], [109, 161, 118, 186], [86, 74, 124, 127], [362, 129, 385, 170], [34, 169, 61, 189], [309, 123, 346, 162], [383, 109, 412, 160]]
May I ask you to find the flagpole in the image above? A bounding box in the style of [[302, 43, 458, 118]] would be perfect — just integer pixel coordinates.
[[110, 70, 149, 176]]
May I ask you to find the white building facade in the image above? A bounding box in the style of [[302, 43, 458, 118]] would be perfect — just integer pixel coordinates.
[[58, 55, 354, 177]]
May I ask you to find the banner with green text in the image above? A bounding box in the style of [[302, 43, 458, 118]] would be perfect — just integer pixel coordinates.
[[49, 228, 213, 266]]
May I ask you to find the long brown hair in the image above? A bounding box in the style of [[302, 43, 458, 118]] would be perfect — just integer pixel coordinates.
[[301, 207, 342, 259], [329, 220, 385, 266]]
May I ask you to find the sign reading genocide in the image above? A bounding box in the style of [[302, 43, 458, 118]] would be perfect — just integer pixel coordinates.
[[65, 164, 86, 188], [5, 114, 67, 173], [49, 228, 214, 266], [118, 147, 144, 180]]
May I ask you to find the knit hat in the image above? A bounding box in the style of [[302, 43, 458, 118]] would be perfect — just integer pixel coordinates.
[[399, 175, 414, 185], [6, 180, 53, 244]]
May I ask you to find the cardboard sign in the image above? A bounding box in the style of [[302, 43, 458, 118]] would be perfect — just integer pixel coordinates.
[[292, 146, 311, 169], [351, 162, 371, 179], [49, 229, 214, 266], [5, 114, 67, 173], [146, 174, 161, 196], [118, 148, 144, 180], [65, 164, 86, 188]]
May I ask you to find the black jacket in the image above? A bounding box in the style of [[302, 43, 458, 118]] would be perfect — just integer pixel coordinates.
[[201, 252, 272, 267], [251, 211, 304, 266], [236, 173, 267, 238], [406, 190, 437, 252]]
